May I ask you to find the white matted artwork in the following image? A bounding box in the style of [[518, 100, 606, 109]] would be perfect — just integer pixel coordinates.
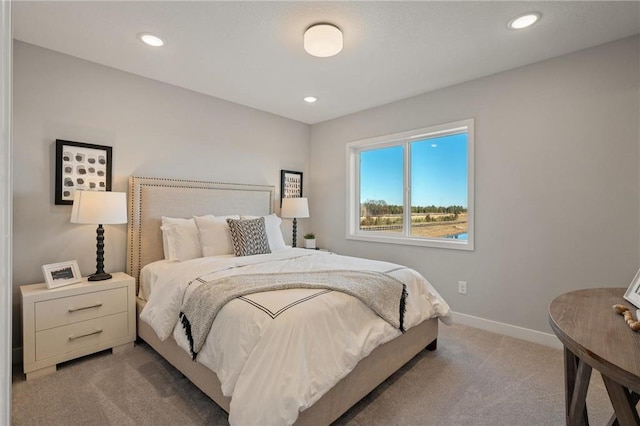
[[55, 139, 112, 205], [624, 268, 640, 308], [42, 260, 82, 289], [280, 169, 303, 206]]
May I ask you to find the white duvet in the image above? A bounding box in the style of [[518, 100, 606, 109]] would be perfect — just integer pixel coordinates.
[[140, 248, 450, 425]]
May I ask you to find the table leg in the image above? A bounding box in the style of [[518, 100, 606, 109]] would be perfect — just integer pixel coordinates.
[[607, 392, 640, 426], [602, 376, 640, 426], [564, 347, 590, 426]]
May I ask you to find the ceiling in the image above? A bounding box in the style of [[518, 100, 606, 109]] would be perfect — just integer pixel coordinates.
[[12, 1, 640, 125]]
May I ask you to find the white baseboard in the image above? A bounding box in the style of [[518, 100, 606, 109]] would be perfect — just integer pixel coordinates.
[[451, 311, 563, 350]]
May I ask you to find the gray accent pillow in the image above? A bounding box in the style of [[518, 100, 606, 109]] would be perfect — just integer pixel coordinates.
[[226, 217, 272, 257]]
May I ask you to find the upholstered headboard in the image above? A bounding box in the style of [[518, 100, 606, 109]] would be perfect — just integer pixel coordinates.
[[126, 176, 275, 288]]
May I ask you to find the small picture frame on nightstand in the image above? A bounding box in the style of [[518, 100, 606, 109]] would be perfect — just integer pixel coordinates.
[[42, 260, 82, 289]]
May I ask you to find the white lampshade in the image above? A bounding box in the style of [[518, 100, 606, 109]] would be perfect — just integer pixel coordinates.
[[304, 24, 343, 57], [70, 190, 127, 225], [281, 197, 310, 219]]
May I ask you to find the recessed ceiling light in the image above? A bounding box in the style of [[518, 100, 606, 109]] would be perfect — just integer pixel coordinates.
[[304, 96, 318, 103], [507, 12, 541, 30], [138, 33, 165, 47], [304, 24, 343, 57]]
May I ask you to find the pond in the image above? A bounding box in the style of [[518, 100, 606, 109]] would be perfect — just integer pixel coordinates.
[[445, 232, 468, 240]]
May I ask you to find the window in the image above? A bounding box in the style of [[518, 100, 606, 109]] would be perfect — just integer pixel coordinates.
[[347, 119, 474, 250]]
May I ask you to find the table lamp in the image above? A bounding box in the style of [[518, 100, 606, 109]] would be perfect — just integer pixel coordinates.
[[281, 197, 309, 248], [70, 190, 127, 281]]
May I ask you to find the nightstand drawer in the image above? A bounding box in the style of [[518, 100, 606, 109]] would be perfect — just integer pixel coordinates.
[[35, 312, 129, 361], [35, 287, 127, 331]]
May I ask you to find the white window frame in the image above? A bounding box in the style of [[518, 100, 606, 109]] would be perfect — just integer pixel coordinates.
[[346, 118, 474, 251]]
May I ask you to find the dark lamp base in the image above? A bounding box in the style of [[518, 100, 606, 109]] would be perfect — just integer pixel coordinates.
[[88, 272, 112, 281]]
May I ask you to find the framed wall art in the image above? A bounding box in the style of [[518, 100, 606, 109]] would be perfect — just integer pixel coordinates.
[[42, 260, 82, 289], [280, 169, 303, 205], [55, 139, 112, 205]]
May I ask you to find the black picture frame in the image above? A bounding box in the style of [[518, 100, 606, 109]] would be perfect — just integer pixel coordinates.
[[280, 169, 303, 206], [55, 139, 112, 205]]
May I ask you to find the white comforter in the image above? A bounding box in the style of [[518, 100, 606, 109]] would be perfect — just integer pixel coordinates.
[[140, 248, 450, 425]]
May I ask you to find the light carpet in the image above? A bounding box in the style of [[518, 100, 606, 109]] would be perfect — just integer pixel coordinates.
[[12, 323, 614, 425]]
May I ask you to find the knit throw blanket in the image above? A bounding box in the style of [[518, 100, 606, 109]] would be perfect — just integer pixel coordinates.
[[179, 270, 407, 360]]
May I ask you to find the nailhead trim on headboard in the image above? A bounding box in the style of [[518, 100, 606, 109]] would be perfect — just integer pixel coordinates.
[[126, 176, 275, 293]]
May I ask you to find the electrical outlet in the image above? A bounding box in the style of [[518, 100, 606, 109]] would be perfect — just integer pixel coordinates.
[[458, 281, 467, 295]]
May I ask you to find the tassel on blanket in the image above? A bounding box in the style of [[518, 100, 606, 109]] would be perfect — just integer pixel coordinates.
[[399, 284, 407, 333], [179, 312, 198, 360]]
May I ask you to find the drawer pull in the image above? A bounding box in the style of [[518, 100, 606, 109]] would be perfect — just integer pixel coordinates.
[[68, 329, 103, 341], [68, 303, 102, 313]]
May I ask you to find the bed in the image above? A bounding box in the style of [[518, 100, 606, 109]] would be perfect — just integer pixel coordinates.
[[126, 176, 450, 425]]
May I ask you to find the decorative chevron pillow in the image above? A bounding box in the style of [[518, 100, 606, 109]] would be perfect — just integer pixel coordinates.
[[226, 217, 272, 257]]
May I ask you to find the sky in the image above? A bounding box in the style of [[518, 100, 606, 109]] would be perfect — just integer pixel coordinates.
[[360, 133, 468, 207]]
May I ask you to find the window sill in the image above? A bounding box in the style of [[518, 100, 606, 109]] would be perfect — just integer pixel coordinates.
[[346, 232, 474, 251]]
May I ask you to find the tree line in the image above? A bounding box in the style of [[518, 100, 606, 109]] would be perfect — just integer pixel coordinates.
[[361, 199, 467, 217]]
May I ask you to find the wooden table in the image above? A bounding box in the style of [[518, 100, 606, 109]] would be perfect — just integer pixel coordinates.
[[549, 288, 640, 426]]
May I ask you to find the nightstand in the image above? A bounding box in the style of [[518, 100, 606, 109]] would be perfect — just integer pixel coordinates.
[[21, 272, 136, 380]]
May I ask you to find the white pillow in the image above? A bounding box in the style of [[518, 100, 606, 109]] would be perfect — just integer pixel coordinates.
[[241, 214, 287, 251], [161, 227, 170, 260], [194, 215, 240, 257], [161, 217, 202, 261]]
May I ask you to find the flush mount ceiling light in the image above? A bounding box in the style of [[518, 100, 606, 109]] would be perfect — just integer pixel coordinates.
[[303, 96, 318, 103], [507, 12, 541, 30], [138, 33, 165, 47], [304, 24, 343, 57]]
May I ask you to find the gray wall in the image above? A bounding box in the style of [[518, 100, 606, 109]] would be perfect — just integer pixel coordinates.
[[12, 41, 310, 347], [12, 36, 640, 349], [309, 36, 640, 334]]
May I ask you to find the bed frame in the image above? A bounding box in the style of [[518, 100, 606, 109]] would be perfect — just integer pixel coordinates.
[[126, 176, 438, 425]]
